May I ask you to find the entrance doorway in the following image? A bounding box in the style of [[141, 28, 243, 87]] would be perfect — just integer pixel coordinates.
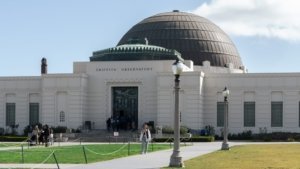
[[112, 87, 138, 130]]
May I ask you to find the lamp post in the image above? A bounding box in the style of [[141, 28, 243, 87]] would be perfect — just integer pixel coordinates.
[[169, 60, 184, 167], [221, 87, 230, 150]]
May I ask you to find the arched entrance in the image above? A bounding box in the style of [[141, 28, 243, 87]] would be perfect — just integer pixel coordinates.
[[112, 87, 138, 130]]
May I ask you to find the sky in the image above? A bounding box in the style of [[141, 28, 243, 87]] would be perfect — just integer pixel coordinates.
[[0, 0, 299, 76]]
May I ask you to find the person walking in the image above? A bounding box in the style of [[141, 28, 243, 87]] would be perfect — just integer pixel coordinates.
[[139, 123, 151, 154]]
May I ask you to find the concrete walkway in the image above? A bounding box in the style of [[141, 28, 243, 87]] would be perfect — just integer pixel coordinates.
[[2, 142, 299, 169]]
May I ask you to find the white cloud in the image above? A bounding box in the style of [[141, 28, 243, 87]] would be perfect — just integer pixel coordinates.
[[192, 0, 300, 41]]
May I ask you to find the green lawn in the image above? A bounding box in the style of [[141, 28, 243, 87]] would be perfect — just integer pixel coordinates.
[[183, 144, 300, 169], [0, 143, 171, 164]]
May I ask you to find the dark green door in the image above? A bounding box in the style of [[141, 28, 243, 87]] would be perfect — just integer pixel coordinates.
[[29, 103, 39, 126], [112, 87, 138, 130]]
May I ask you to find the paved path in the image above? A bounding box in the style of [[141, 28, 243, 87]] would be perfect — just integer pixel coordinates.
[[2, 142, 299, 169]]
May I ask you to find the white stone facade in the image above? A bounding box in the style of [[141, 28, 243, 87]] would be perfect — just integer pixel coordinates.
[[1, 59, 300, 135]]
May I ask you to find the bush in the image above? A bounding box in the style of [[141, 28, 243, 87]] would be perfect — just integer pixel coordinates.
[[216, 131, 300, 142], [180, 126, 189, 135], [204, 125, 215, 136], [162, 126, 189, 135], [23, 125, 33, 136], [0, 136, 28, 142], [162, 126, 174, 134], [253, 132, 300, 142], [0, 128, 4, 136], [229, 130, 253, 140], [190, 136, 215, 142], [152, 136, 214, 142], [52, 126, 67, 133], [71, 128, 81, 133]]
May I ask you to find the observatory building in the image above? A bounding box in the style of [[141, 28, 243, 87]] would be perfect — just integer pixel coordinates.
[[1, 10, 300, 135]]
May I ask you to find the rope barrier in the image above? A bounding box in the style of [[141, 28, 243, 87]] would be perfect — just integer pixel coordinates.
[[0, 138, 29, 147], [66, 137, 82, 143], [84, 144, 128, 156], [30, 150, 55, 169], [0, 149, 21, 153]]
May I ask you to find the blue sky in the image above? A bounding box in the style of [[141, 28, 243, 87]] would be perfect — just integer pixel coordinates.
[[0, 0, 299, 76]]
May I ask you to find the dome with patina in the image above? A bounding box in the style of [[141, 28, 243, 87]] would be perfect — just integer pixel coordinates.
[[90, 38, 183, 62], [118, 10, 243, 68]]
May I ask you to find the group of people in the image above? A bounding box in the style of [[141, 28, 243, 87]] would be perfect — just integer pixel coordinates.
[[106, 116, 136, 131], [29, 124, 54, 147]]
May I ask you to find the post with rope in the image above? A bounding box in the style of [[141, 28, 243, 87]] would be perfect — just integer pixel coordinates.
[[151, 140, 154, 152], [82, 145, 88, 164], [127, 141, 130, 156], [52, 152, 60, 169], [21, 145, 24, 163]]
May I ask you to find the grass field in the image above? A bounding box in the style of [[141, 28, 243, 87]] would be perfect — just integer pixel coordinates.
[[0, 143, 171, 164], [183, 144, 300, 169]]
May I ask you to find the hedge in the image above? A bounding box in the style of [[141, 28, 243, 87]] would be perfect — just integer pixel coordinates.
[[153, 136, 214, 142], [0, 136, 28, 142]]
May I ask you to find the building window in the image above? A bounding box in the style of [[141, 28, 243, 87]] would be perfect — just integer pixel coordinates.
[[29, 103, 39, 125], [217, 102, 224, 127], [244, 102, 255, 127], [271, 102, 283, 127], [6, 103, 16, 126], [59, 111, 65, 122]]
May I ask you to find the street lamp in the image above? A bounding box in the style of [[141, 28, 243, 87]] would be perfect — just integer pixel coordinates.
[[169, 60, 184, 167], [221, 87, 230, 150]]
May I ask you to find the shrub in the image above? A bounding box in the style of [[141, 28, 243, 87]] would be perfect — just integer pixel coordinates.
[[71, 128, 81, 133], [152, 136, 214, 142], [162, 126, 189, 135], [180, 126, 189, 135], [204, 125, 215, 136], [0, 136, 28, 142], [190, 136, 215, 142], [162, 126, 174, 134], [253, 132, 300, 142], [0, 128, 4, 136], [228, 130, 253, 140], [52, 126, 67, 133], [23, 125, 33, 136]]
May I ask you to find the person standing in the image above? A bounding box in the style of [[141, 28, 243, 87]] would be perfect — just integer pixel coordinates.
[[49, 128, 54, 146], [106, 117, 111, 131], [139, 123, 151, 154], [32, 125, 39, 145], [44, 125, 50, 147]]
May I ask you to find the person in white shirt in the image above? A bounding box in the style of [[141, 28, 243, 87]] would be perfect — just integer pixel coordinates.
[[139, 123, 151, 154]]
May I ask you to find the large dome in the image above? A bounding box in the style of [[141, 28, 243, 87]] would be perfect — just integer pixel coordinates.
[[118, 10, 243, 68]]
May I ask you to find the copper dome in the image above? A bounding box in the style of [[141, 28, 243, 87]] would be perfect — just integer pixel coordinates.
[[118, 10, 243, 68]]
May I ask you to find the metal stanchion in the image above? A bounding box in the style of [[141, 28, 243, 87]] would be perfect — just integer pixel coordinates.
[[52, 152, 60, 169], [127, 141, 130, 156], [82, 146, 88, 164], [21, 145, 24, 163], [151, 141, 154, 152]]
